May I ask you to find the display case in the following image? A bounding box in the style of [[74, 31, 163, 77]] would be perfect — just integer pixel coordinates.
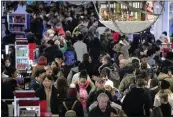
[[97, 1, 164, 34], [15, 39, 29, 70], [100, 1, 146, 21], [7, 13, 30, 38], [13, 90, 40, 116]]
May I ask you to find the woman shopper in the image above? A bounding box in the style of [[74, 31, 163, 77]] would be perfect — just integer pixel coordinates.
[[36, 75, 59, 115]]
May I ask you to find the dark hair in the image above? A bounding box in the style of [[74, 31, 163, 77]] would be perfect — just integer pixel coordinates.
[[166, 51, 173, 60], [136, 78, 147, 87], [42, 75, 53, 81], [138, 71, 148, 80], [46, 24, 51, 29], [140, 55, 148, 59], [162, 31, 167, 36], [100, 68, 110, 78], [100, 51, 107, 57], [52, 67, 60, 76], [79, 70, 88, 79], [79, 18, 88, 24], [141, 63, 148, 70], [77, 33, 83, 41], [54, 54, 63, 60], [51, 61, 58, 67], [57, 77, 68, 97], [132, 59, 140, 69], [150, 79, 159, 88], [147, 49, 154, 57], [78, 63, 86, 72], [155, 46, 160, 52], [128, 66, 135, 74], [103, 55, 112, 65], [9, 68, 17, 77], [47, 40, 55, 46], [35, 68, 46, 77], [83, 53, 89, 62]]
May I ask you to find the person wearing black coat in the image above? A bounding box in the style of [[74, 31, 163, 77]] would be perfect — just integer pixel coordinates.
[[43, 40, 63, 64], [122, 78, 152, 117], [149, 79, 160, 106], [88, 37, 101, 64], [36, 75, 59, 114]]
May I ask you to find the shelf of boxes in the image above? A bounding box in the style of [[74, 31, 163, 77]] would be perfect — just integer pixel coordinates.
[[7, 13, 30, 38]]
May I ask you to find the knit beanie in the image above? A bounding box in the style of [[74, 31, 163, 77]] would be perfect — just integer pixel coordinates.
[[104, 80, 114, 89], [68, 84, 77, 97], [161, 80, 170, 90], [38, 56, 47, 66]]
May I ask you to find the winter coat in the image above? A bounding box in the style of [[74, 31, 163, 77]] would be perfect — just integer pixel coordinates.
[[35, 85, 59, 114], [29, 79, 40, 91], [73, 41, 88, 62], [89, 106, 112, 117], [122, 87, 152, 116], [118, 74, 136, 95]]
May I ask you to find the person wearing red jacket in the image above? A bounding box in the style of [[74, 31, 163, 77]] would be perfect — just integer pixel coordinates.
[[112, 32, 120, 43], [54, 22, 65, 38]]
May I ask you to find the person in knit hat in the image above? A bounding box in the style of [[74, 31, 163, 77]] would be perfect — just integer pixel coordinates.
[[31, 56, 47, 78], [104, 80, 121, 102], [59, 83, 84, 117], [37, 56, 48, 66]]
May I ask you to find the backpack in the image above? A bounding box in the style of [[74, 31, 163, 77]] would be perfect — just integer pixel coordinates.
[[150, 107, 163, 117], [104, 67, 120, 88], [63, 100, 78, 117], [64, 51, 75, 65]]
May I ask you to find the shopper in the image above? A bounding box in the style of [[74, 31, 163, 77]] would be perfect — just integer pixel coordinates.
[[89, 93, 112, 117], [29, 68, 46, 91], [73, 34, 88, 62], [36, 75, 59, 114], [122, 78, 152, 116]]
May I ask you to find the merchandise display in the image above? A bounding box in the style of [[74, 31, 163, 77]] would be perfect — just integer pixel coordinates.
[[7, 13, 30, 38], [15, 39, 29, 70]]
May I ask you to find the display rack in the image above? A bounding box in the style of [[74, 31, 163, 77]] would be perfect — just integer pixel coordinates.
[[13, 90, 40, 116], [15, 39, 29, 71], [7, 13, 30, 38], [96, 1, 164, 34]]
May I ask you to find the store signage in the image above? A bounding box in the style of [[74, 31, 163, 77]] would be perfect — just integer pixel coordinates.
[[15, 40, 29, 70]]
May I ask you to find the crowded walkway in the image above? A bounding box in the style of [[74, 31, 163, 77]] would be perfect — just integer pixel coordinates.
[[1, 1, 173, 117]]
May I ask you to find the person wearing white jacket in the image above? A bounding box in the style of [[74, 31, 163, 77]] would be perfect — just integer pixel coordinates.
[[73, 34, 88, 62]]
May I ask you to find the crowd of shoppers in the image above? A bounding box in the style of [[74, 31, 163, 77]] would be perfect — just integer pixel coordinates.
[[2, 1, 173, 117]]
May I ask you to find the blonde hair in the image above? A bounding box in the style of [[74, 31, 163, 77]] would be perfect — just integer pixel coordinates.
[[157, 89, 172, 97]]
